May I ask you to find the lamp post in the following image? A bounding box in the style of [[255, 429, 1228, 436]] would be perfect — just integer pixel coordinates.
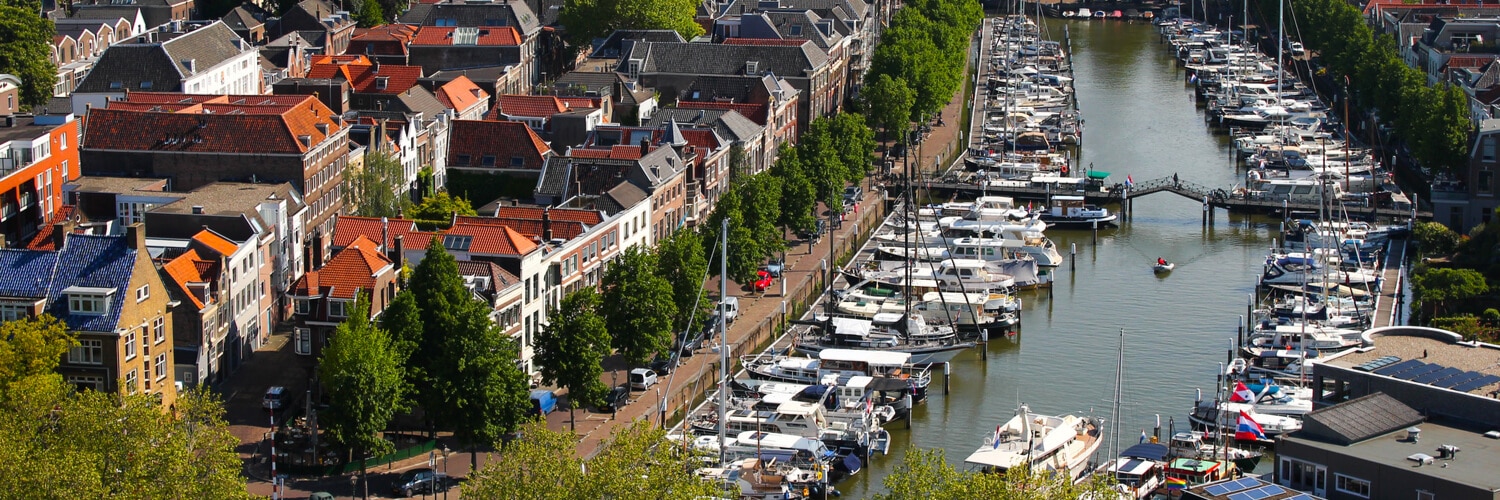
[[441, 445, 450, 500], [348, 474, 357, 500]]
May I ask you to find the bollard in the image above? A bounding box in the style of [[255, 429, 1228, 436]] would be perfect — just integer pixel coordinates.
[[980, 328, 989, 360], [1091, 220, 1098, 245], [1070, 242, 1077, 269], [943, 362, 952, 395]]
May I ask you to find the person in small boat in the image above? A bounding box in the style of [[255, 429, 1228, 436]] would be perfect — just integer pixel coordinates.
[[1157, 257, 1168, 266]]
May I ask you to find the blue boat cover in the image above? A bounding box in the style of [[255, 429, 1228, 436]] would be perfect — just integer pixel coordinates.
[[1120, 443, 1170, 461]]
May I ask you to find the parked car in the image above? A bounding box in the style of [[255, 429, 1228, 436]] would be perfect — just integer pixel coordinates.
[[753, 270, 774, 292], [262, 386, 286, 410], [844, 185, 863, 204], [629, 368, 659, 390], [720, 297, 739, 324], [601, 385, 631, 412], [649, 357, 677, 376], [763, 258, 784, 277], [529, 389, 558, 418], [392, 468, 451, 497], [1289, 42, 1305, 57]]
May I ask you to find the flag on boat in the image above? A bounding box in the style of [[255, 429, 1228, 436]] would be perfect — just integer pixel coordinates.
[[1139, 429, 1148, 444], [1189, 72, 1198, 83], [992, 424, 1004, 449], [1125, 175, 1134, 188], [1166, 477, 1187, 490], [1231, 381, 1255, 403], [1235, 411, 1269, 441]]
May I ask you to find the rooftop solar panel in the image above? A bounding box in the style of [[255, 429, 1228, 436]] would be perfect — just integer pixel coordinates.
[[1439, 371, 1485, 389], [1394, 364, 1442, 380], [1374, 359, 1424, 375], [1453, 375, 1500, 393], [1414, 367, 1463, 384]]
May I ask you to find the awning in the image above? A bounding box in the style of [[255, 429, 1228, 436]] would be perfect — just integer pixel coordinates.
[[1086, 170, 1111, 179]]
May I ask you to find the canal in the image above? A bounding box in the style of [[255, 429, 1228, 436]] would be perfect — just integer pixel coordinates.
[[839, 18, 1283, 496]]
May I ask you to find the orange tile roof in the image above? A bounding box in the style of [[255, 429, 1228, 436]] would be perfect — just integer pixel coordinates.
[[411, 26, 521, 46], [444, 223, 538, 256], [454, 215, 586, 240], [191, 228, 241, 257], [557, 96, 601, 109], [25, 206, 79, 251], [350, 24, 417, 56], [490, 94, 568, 119], [436, 76, 489, 112], [306, 54, 424, 95], [491, 206, 604, 225], [333, 215, 420, 249], [84, 94, 343, 155], [448, 119, 551, 170], [162, 249, 216, 310], [568, 145, 648, 160], [295, 234, 394, 299], [679, 129, 723, 150]]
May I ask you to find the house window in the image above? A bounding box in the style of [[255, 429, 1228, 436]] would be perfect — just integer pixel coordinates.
[[1334, 474, 1370, 498], [1485, 137, 1496, 162], [329, 300, 348, 318], [456, 154, 471, 165], [1417, 491, 1435, 500], [0, 302, 30, 321], [124, 369, 138, 395], [152, 317, 165, 344], [482, 155, 496, 166], [66, 375, 104, 391], [124, 330, 137, 360], [1280, 457, 1325, 494], [511, 156, 524, 167], [69, 294, 108, 315], [67, 339, 103, 365], [136, 285, 150, 302], [1480, 170, 1494, 194], [154, 353, 167, 380]]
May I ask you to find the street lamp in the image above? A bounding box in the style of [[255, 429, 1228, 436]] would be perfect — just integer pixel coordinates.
[[348, 474, 357, 500], [441, 446, 450, 500]]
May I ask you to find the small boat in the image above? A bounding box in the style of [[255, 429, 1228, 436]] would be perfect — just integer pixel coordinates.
[[1092, 10, 1107, 18], [1110, 10, 1123, 18], [1038, 195, 1117, 228], [1154, 262, 1175, 273], [964, 404, 1103, 480], [1062, 9, 1075, 17], [1077, 8, 1091, 17]]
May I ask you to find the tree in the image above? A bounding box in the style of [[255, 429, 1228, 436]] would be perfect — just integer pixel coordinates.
[[828, 112, 877, 181], [701, 186, 761, 284], [462, 420, 721, 499], [0, 0, 59, 109], [601, 247, 677, 366], [379, 290, 421, 364], [534, 289, 611, 419], [1413, 221, 1461, 257], [409, 191, 478, 226], [798, 118, 848, 212], [654, 230, 711, 334], [770, 142, 818, 235], [354, 0, 385, 28], [1413, 267, 1490, 318], [318, 293, 408, 495], [875, 448, 1116, 500], [347, 151, 409, 217], [0, 315, 74, 389], [0, 378, 253, 498], [558, 0, 705, 58], [863, 73, 917, 140]]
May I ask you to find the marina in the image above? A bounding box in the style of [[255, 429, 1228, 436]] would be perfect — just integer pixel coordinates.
[[669, 8, 1437, 499]]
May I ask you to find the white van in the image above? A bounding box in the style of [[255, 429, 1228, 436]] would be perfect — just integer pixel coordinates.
[[262, 386, 287, 410], [720, 297, 739, 324]]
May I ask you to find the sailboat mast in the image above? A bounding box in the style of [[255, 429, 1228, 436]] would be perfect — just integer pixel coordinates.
[[718, 217, 728, 466], [1108, 329, 1125, 463]]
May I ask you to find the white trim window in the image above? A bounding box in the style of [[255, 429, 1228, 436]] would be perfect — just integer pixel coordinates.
[[152, 317, 165, 344], [66, 374, 104, 391], [123, 330, 137, 360], [328, 299, 348, 318], [69, 294, 108, 315], [124, 369, 138, 395], [1334, 474, 1370, 498], [295, 298, 311, 315], [136, 284, 149, 302], [154, 353, 167, 380], [67, 339, 103, 365], [0, 302, 30, 321]]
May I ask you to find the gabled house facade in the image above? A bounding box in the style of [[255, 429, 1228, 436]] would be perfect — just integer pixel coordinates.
[[288, 234, 398, 355], [70, 22, 261, 115], [447, 119, 552, 173]]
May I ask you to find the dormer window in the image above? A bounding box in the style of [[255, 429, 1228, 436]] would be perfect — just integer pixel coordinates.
[[375, 76, 389, 91], [329, 299, 349, 318], [64, 286, 114, 316]]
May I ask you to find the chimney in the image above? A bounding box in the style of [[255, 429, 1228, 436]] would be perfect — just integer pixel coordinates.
[[53, 219, 76, 250], [380, 216, 389, 252], [373, 60, 380, 73], [311, 230, 325, 270], [639, 137, 649, 157], [390, 234, 405, 271], [542, 208, 553, 242], [125, 222, 146, 250], [191, 205, 204, 214]]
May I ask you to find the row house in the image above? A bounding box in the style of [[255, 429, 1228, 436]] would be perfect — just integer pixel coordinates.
[[160, 246, 229, 387], [620, 40, 838, 138], [72, 0, 193, 31], [553, 70, 658, 126], [703, 0, 874, 85], [62, 179, 310, 379], [568, 121, 727, 226], [350, 104, 453, 193], [78, 93, 350, 259], [401, 0, 544, 85], [0, 224, 177, 407], [287, 235, 398, 356], [58, 11, 146, 43], [71, 21, 261, 116], [425, 67, 529, 107], [678, 79, 798, 163], [408, 26, 526, 77], [536, 137, 689, 242], [53, 14, 145, 97], [447, 119, 552, 174], [1434, 118, 1500, 231], [648, 106, 769, 174], [269, 0, 357, 56], [220, 5, 268, 45], [1405, 16, 1500, 86], [0, 104, 80, 248], [349, 24, 419, 66]]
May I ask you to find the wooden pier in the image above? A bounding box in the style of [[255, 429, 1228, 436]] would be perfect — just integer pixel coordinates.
[[1370, 239, 1410, 329]]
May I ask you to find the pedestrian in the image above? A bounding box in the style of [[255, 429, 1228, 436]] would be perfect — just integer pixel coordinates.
[[1173, 173, 1179, 186]]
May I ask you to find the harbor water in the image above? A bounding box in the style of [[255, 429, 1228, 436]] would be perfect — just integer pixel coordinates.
[[840, 18, 1283, 496]]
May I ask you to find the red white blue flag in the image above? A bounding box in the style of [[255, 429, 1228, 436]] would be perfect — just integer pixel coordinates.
[[1235, 411, 1268, 441], [1126, 175, 1135, 188], [1231, 381, 1255, 403]]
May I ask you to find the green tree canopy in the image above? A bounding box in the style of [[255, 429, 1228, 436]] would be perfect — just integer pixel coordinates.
[[654, 230, 712, 333], [601, 246, 677, 366], [0, 315, 74, 389], [409, 191, 479, 227], [738, 172, 786, 261], [828, 112, 877, 181], [534, 288, 611, 411], [875, 448, 1116, 500], [318, 293, 409, 486], [0, 0, 59, 109], [770, 142, 819, 234], [701, 186, 761, 284], [1413, 221, 1461, 257], [354, 1, 385, 28], [462, 420, 721, 499], [347, 151, 410, 217], [863, 73, 918, 140], [558, 0, 704, 57], [1413, 267, 1490, 318]]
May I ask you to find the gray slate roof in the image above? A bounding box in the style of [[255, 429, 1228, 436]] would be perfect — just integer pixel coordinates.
[[221, 6, 264, 31], [76, 21, 248, 93], [598, 180, 648, 215], [1295, 392, 1424, 446], [622, 41, 828, 78], [646, 108, 762, 143], [590, 29, 687, 59]]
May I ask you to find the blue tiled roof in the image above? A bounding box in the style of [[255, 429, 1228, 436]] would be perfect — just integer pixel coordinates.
[[0, 234, 138, 332]]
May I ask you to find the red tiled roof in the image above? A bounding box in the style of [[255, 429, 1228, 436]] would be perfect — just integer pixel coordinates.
[[192, 228, 240, 257], [491, 206, 604, 225], [491, 94, 568, 119], [436, 76, 489, 113], [333, 215, 419, 249], [679, 129, 723, 151], [411, 26, 521, 46], [25, 206, 79, 251], [294, 234, 393, 299], [349, 25, 417, 56], [1448, 55, 1496, 70], [448, 119, 550, 170], [722, 38, 812, 47], [84, 94, 343, 155], [678, 101, 769, 126], [557, 97, 601, 109], [443, 223, 538, 256], [306, 55, 424, 95], [452, 215, 586, 240], [162, 249, 216, 310], [567, 145, 647, 160]]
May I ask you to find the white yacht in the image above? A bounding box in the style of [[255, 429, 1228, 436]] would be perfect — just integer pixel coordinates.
[[963, 405, 1103, 480]]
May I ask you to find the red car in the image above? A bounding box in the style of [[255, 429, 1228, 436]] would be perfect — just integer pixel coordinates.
[[753, 270, 773, 291]]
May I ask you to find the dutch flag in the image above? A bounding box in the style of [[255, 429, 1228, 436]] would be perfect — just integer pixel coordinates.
[[1231, 381, 1255, 403], [1125, 175, 1135, 188], [1235, 411, 1269, 441]]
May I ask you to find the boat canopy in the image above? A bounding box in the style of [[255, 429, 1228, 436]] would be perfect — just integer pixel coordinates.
[[1111, 457, 1159, 476], [819, 349, 912, 366], [1086, 170, 1111, 180], [964, 448, 1019, 469], [1120, 443, 1170, 461], [829, 317, 874, 337]]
